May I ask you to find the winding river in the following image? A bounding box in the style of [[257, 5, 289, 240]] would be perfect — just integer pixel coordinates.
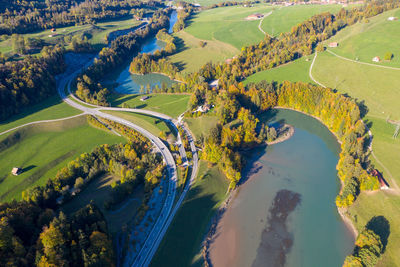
[[113, 11, 178, 94], [209, 109, 354, 267]]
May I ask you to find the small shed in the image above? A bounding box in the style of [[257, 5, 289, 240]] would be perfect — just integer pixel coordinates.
[[388, 16, 398, 21], [140, 95, 150, 101], [11, 167, 21, 176], [372, 56, 381, 62], [328, 42, 339, 48], [51, 28, 56, 33], [209, 79, 219, 89], [246, 13, 264, 20]]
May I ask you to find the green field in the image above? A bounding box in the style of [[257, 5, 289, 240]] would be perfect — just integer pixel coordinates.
[[0, 17, 142, 55], [0, 116, 124, 202], [260, 4, 344, 36], [323, 9, 400, 67], [185, 4, 272, 49], [168, 30, 239, 73], [151, 160, 229, 267], [0, 95, 82, 134], [109, 93, 190, 118], [244, 55, 313, 85], [184, 115, 219, 140], [102, 110, 177, 141]]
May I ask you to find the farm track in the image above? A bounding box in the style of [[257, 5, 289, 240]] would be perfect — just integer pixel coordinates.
[[310, 51, 400, 194]]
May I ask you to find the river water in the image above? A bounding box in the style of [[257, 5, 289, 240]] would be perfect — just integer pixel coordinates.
[[113, 11, 178, 94], [209, 109, 354, 267]]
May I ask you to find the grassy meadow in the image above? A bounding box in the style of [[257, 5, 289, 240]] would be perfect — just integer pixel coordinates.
[[323, 9, 400, 67], [0, 116, 124, 202], [102, 110, 177, 141], [151, 160, 229, 267], [169, 30, 238, 73], [0, 95, 82, 134], [109, 93, 190, 118], [260, 4, 344, 36], [184, 115, 219, 140], [184, 4, 272, 49], [244, 55, 313, 85]]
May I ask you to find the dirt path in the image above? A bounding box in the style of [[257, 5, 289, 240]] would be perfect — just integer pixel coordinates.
[[326, 49, 400, 71], [258, 11, 273, 35]]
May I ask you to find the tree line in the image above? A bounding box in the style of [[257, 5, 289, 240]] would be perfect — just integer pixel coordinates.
[[0, 0, 164, 34], [75, 9, 171, 105]]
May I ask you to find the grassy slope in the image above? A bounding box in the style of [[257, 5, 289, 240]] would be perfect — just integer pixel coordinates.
[[309, 12, 400, 266], [184, 115, 219, 140], [151, 160, 229, 267], [0, 116, 124, 202], [244, 55, 313, 85], [168, 30, 239, 73], [102, 110, 177, 141], [260, 4, 343, 36], [185, 4, 272, 49], [323, 9, 400, 67], [108, 93, 190, 118], [0, 95, 81, 133]]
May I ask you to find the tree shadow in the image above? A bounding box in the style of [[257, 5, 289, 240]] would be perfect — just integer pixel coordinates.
[[173, 36, 188, 53], [21, 165, 36, 173], [174, 61, 187, 72], [366, 215, 390, 253]]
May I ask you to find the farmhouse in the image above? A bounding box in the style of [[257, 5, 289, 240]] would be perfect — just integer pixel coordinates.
[[140, 95, 150, 101], [246, 13, 264, 20], [11, 167, 21, 176], [371, 169, 389, 190], [372, 56, 381, 62], [209, 79, 219, 89], [328, 42, 339, 47]]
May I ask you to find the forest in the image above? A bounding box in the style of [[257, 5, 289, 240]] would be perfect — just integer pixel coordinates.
[[0, 45, 65, 121], [0, 0, 164, 34]]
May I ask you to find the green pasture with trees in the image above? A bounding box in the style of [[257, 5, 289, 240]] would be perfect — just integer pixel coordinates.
[[322, 8, 400, 67], [0, 116, 123, 202]]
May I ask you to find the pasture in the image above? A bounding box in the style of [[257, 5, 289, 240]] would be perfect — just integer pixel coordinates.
[[244, 56, 313, 85], [102, 110, 177, 141], [260, 4, 344, 36], [184, 4, 272, 49], [184, 115, 219, 140], [108, 93, 190, 118], [151, 160, 229, 267], [323, 8, 400, 67], [0, 95, 81, 134], [168, 30, 238, 73], [0, 116, 124, 202]]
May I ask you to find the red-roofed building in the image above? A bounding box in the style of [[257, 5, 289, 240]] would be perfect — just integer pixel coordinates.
[[371, 169, 389, 190]]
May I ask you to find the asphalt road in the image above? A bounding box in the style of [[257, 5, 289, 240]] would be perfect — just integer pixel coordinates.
[[56, 54, 199, 266]]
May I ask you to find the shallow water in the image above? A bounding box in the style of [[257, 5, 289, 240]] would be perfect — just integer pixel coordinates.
[[113, 11, 178, 94], [209, 109, 354, 267]]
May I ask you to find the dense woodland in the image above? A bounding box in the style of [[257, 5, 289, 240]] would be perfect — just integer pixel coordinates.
[[0, 45, 65, 121], [0, 0, 164, 34]]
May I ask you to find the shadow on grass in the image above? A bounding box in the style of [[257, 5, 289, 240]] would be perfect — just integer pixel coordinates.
[[366, 215, 390, 253], [21, 165, 36, 173], [151, 187, 222, 267], [0, 95, 63, 126]]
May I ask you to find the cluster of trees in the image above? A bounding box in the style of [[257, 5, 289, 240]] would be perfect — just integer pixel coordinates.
[[0, 0, 164, 34], [75, 10, 170, 105], [155, 28, 176, 55], [344, 228, 384, 267], [0, 201, 114, 266], [0, 45, 65, 121], [130, 54, 179, 78], [173, 3, 194, 32]]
